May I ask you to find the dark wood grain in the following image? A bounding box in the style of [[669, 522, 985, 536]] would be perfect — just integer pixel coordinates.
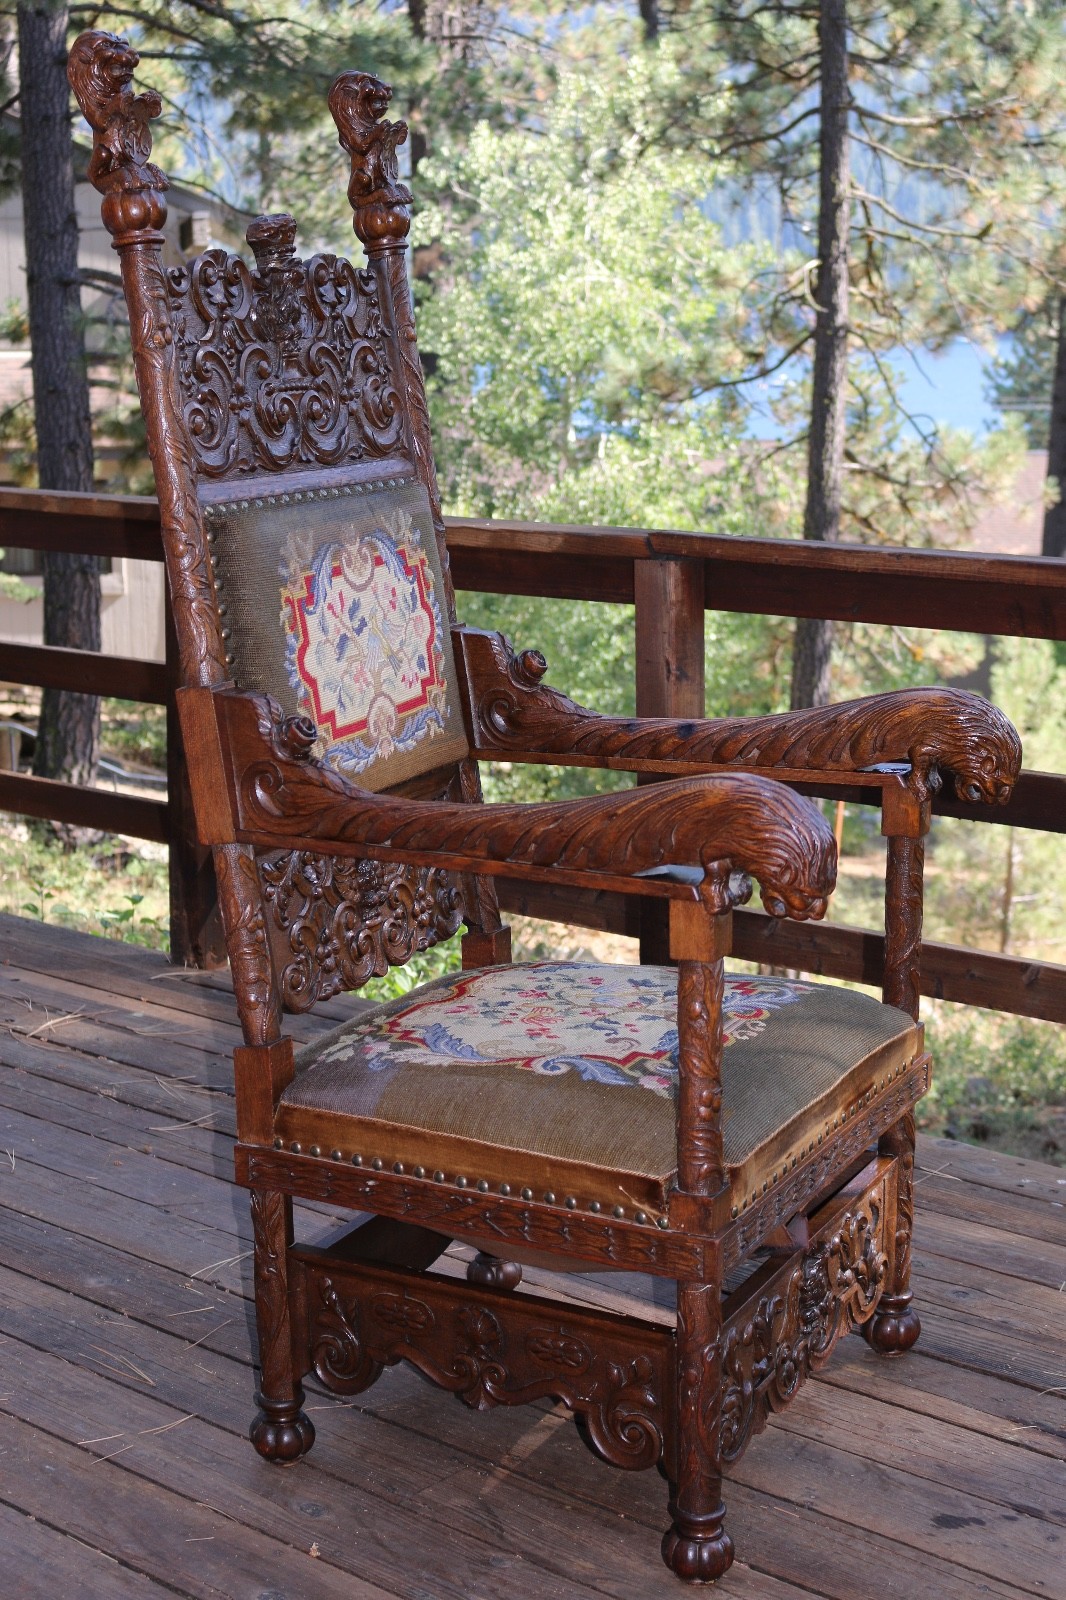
[[448, 516, 1066, 638], [0, 639, 168, 702], [0, 768, 167, 839]]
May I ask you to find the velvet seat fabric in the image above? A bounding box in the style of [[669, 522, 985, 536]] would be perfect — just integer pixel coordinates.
[[276, 963, 922, 1221]]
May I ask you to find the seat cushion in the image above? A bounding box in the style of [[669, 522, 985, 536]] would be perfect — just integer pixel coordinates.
[[277, 962, 923, 1221]]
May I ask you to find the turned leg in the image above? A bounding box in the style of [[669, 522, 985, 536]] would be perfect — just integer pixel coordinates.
[[662, 1280, 734, 1584], [865, 1111, 921, 1354], [466, 1252, 523, 1290], [248, 1188, 315, 1462], [867, 825, 924, 1356]]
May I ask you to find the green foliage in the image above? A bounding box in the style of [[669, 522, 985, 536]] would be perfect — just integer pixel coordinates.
[[0, 818, 170, 952], [920, 1003, 1066, 1165], [358, 933, 463, 1003], [986, 299, 1060, 450], [419, 54, 797, 784], [100, 700, 168, 771]]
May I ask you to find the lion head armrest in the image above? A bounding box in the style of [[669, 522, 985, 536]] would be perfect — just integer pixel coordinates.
[[178, 684, 838, 922], [453, 627, 1022, 807]]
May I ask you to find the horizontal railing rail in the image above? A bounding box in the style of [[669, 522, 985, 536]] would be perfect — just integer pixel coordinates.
[[1, 487, 1063, 1020]]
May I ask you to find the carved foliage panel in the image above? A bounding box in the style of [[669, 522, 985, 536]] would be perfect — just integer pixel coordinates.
[[165, 234, 406, 480], [718, 1176, 890, 1465], [298, 1260, 671, 1472], [256, 849, 464, 1010]]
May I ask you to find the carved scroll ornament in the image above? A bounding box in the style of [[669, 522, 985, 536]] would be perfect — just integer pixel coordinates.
[[458, 629, 1023, 806], [164, 216, 404, 480], [216, 690, 838, 921], [718, 1193, 887, 1464], [257, 849, 463, 1011], [305, 1267, 669, 1471]]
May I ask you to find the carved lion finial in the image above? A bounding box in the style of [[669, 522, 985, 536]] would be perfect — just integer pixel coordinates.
[[68, 30, 167, 236], [327, 71, 412, 251]]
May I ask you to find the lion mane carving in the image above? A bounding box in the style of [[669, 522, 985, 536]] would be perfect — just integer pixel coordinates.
[[327, 70, 412, 212], [68, 30, 168, 194]]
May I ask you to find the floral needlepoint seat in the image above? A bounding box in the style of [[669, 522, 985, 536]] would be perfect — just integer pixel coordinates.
[[278, 964, 922, 1223], [71, 28, 1023, 1585]]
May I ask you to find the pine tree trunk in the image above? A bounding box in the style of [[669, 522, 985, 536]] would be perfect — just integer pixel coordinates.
[[791, 0, 850, 709], [1042, 295, 1066, 559], [18, 2, 99, 790]]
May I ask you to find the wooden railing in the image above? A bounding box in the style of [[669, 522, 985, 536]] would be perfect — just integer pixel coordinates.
[[2, 487, 1064, 1022]]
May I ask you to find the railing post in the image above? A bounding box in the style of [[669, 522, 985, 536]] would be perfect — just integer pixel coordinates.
[[634, 556, 705, 964], [165, 602, 226, 968]]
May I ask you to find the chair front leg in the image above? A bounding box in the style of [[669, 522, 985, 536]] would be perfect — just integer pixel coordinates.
[[663, 914, 734, 1581], [663, 1279, 734, 1582], [248, 1188, 316, 1462], [866, 827, 924, 1355]]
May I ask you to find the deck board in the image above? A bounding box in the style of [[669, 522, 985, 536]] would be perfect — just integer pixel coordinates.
[[1, 912, 1063, 1600]]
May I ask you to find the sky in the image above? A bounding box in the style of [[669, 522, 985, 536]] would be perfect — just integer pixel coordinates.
[[746, 338, 1007, 441]]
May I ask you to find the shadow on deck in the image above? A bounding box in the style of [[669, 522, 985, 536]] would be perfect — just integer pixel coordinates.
[[0, 912, 1063, 1600]]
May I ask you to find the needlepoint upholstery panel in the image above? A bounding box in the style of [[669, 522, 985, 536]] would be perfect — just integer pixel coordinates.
[[276, 963, 923, 1220], [202, 470, 469, 791]]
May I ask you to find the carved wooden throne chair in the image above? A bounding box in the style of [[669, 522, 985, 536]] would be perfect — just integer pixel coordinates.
[[70, 31, 1022, 1583]]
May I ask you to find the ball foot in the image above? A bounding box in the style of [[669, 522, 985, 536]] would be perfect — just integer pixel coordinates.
[[250, 1395, 316, 1464], [466, 1252, 523, 1290], [863, 1291, 921, 1356], [662, 1508, 734, 1584]]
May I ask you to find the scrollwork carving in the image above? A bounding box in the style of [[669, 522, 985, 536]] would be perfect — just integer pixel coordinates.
[[164, 221, 404, 480], [214, 688, 837, 923], [313, 1276, 385, 1394], [718, 1194, 887, 1464], [257, 849, 463, 1011], [301, 1261, 668, 1471]]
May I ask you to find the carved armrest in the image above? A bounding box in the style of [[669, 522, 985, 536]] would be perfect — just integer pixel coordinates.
[[455, 628, 1022, 807], [180, 686, 837, 921]]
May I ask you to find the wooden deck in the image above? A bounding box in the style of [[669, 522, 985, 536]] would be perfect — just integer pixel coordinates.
[[0, 912, 1063, 1600]]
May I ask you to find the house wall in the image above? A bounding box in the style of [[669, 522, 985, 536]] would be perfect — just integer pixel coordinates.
[[0, 558, 166, 663], [0, 177, 241, 666]]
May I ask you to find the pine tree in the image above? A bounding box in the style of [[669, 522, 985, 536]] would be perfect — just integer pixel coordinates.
[[636, 0, 1066, 699], [17, 1, 99, 798]]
